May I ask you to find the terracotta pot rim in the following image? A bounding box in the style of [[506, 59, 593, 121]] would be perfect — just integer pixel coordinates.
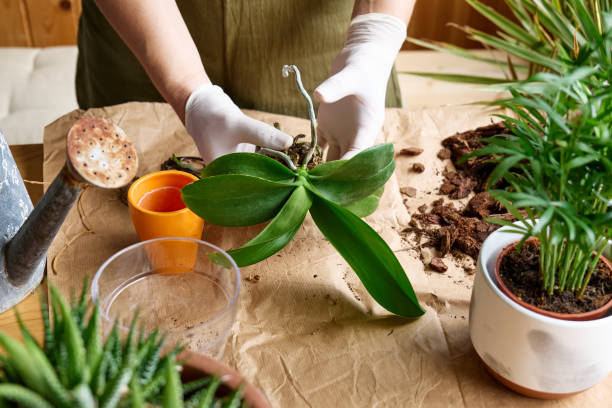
[[494, 238, 612, 321]]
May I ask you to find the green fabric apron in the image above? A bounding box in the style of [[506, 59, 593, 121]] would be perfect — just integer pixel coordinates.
[[76, 0, 402, 118]]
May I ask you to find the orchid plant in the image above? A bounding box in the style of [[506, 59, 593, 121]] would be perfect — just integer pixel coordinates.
[[181, 65, 424, 318]]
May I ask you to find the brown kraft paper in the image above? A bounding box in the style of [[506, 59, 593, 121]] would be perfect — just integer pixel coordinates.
[[43, 102, 612, 407]]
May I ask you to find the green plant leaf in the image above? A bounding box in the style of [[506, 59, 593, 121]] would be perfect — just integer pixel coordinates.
[[468, 0, 540, 46], [468, 28, 565, 72], [181, 378, 212, 396], [487, 155, 525, 188], [201, 153, 296, 181], [182, 175, 298, 226], [0, 333, 47, 396], [342, 187, 384, 218], [401, 72, 510, 85], [38, 291, 53, 360], [309, 143, 395, 205], [307, 160, 347, 176], [532, 206, 555, 234], [23, 337, 72, 408], [210, 186, 312, 267], [162, 358, 183, 408], [50, 287, 87, 388], [71, 383, 95, 408], [566, 154, 598, 169], [98, 340, 146, 408], [224, 384, 245, 408], [0, 384, 54, 408], [309, 194, 424, 317], [530, 0, 577, 47], [197, 376, 222, 408], [139, 332, 165, 384], [405, 37, 527, 71], [569, 0, 603, 44], [129, 376, 144, 408]]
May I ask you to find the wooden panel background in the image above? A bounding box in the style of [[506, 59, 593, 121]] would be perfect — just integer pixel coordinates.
[[406, 0, 512, 49], [0, 0, 80, 47], [0, 0, 33, 46], [1, 0, 513, 49]]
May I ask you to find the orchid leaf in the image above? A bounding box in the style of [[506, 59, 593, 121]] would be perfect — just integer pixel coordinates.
[[181, 175, 297, 226], [210, 186, 312, 267], [309, 143, 395, 205], [309, 194, 424, 318], [307, 160, 347, 176], [342, 187, 384, 218], [201, 152, 296, 182]]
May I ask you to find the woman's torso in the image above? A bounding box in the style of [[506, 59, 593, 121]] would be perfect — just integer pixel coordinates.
[[76, 0, 402, 117]]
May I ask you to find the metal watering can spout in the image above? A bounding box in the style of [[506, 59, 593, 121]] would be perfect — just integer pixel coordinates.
[[0, 117, 138, 312]]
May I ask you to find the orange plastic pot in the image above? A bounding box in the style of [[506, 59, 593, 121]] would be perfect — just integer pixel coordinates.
[[128, 170, 204, 273]]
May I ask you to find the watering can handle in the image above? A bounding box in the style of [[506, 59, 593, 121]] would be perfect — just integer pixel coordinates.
[[5, 166, 86, 286]]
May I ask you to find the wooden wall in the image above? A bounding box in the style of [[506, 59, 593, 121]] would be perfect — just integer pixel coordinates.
[[0, 0, 510, 48], [406, 0, 511, 49], [0, 0, 81, 47]]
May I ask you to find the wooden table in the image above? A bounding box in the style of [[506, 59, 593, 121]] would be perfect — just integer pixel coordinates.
[[0, 49, 506, 342]]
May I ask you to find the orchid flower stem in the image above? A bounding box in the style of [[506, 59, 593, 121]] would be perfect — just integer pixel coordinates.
[[283, 64, 317, 168], [256, 147, 297, 171]]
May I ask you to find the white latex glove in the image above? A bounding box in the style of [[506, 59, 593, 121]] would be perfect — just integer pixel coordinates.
[[185, 84, 292, 163], [315, 13, 407, 160]]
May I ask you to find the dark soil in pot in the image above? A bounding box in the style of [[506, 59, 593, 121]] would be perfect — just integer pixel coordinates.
[[498, 239, 612, 317]]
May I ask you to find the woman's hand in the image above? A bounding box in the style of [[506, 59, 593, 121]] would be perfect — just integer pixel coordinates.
[[315, 13, 407, 160], [185, 85, 292, 163]]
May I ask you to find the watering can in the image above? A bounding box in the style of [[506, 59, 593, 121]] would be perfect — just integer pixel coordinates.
[[0, 117, 138, 313]]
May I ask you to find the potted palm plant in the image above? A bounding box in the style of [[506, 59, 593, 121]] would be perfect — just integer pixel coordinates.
[[406, 0, 612, 397], [469, 66, 612, 398], [0, 284, 269, 407]]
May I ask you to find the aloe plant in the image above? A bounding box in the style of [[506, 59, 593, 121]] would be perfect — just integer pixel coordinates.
[[181, 65, 424, 318], [0, 283, 247, 407]]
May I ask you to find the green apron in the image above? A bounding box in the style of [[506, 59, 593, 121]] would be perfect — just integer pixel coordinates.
[[76, 0, 402, 118]]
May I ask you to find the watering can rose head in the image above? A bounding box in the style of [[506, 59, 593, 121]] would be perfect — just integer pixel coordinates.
[[180, 65, 424, 318]]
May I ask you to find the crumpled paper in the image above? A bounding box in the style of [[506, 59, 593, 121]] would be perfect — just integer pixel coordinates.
[[44, 102, 612, 407]]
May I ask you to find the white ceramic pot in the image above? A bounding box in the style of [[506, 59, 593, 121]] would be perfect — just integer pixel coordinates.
[[470, 224, 612, 398]]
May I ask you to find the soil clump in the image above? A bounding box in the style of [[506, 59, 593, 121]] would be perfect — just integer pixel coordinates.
[[406, 196, 508, 260], [430, 257, 448, 273], [412, 163, 425, 173], [401, 123, 514, 271], [438, 123, 509, 198], [399, 147, 423, 156]]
